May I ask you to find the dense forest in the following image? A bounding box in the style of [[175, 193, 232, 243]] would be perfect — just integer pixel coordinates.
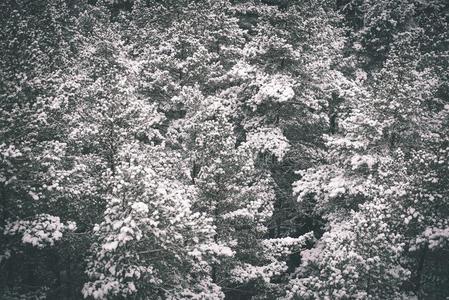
[[1, 0, 448, 299]]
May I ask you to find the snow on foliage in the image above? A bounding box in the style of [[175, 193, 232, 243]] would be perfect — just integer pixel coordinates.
[[245, 127, 290, 160], [4, 214, 76, 248], [285, 200, 410, 299], [252, 75, 295, 107], [1, 0, 448, 299]]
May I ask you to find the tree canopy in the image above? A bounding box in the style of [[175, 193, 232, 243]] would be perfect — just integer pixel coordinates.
[[1, 0, 448, 299]]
